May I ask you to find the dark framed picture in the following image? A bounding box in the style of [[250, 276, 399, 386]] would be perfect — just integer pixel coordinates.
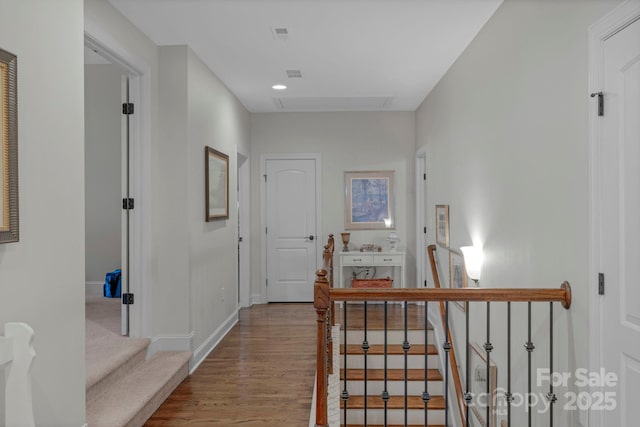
[[0, 48, 18, 243], [344, 170, 395, 230], [435, 204, 449, 247], [205, 146, 229, 221]]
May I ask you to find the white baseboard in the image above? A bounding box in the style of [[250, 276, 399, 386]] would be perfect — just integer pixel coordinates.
[[190, 310, 238, 374], [85, 282, 103, 296], [147, 332, 195, 359], [251, 293, 264, 305]]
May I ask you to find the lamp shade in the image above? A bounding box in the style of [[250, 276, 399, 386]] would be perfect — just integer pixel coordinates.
[[460, 246, 483, 282]]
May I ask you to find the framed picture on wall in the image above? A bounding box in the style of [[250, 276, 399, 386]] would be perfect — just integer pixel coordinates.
[[0, 48, 19, 244], [469, 342, 498, 427], [449, 250, 467, 311], [205, 146, 229, 221], [435, 204, 449, 247], [344, 170, 395, 230]]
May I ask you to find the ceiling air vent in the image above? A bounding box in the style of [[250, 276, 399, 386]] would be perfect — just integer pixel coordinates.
[[272, 27, 289, 41], [286, 69, 302, 78]]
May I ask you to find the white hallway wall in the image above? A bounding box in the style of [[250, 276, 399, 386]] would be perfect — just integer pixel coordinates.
[[156, 44, 251, 356], [250, 112, 416, 302], [416, 0, 620, 425], [86, 1, 250, 366], [85, 64, 123, 284], [0, 0, 86, 425]]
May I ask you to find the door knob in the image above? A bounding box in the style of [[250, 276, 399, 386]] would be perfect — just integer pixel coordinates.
[[308, 235, 315, 241]]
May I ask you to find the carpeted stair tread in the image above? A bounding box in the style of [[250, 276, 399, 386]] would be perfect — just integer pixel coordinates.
[[341, 368, 442, 381], [87, 351, 191, 427], [341, 344, 438, 355], [341, 394, 445, 410], [85, 319, 151, 392]]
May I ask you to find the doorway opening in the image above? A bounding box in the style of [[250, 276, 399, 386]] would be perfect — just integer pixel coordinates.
[[83, 30, 152, 340], [238, 153, 250, 308], [84, 43, 131, 336]]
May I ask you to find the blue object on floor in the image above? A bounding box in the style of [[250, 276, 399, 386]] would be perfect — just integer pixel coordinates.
[[103, 269, 122, 298]]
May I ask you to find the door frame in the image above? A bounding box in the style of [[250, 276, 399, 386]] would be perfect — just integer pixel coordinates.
[[588, 3, 640, 426], [415, 147, 428, 289], [238, 153, 251, 308], [84, 27, 153, 339], [260, 153, 323, 304]]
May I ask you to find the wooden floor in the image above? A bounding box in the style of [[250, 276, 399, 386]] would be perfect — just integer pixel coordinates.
[[144, 304, 317, 426]]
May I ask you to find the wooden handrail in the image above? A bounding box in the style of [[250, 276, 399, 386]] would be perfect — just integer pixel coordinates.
[[428, 244, 466, 427], [314, 270, 330, 427], [328, 285, 571, 307], [314, 240, 572, 427]]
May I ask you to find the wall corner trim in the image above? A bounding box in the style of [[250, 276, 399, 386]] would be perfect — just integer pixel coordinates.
[[189, 310, 239, 374], [147, 332, 195, 359]]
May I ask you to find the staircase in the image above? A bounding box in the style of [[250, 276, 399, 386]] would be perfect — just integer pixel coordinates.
[[338, 304, 446, 427], [85, 295, 191, 427]]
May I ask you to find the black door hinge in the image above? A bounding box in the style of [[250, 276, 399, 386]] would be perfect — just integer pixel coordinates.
[[598, 273, 605, 295], [590, 92, 604, 116], [423, 226, 427, 234], [122, 103, 134, 115], [122, 198, 134, 210], [423, 173, 426, 180], [122, 293, 134, 305]]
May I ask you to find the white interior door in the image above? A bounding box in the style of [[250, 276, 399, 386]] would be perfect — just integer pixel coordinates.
[[121, 75, 131, 336], [415, 149, 428, 288], [265, 158, 317, 302], [600, 17, 640, 427]]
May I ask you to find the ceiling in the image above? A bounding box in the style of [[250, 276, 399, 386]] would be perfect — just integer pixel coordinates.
[[108, 0, 503, 113]]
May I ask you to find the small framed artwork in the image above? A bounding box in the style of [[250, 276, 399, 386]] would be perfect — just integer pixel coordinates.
[[435, 204, 449, 247], [344, 170, 395, 230], [469, 342, 498, 427], [205, 146, 229, 221], [0, 48, 19, 244], [449, 250, 467, 311]]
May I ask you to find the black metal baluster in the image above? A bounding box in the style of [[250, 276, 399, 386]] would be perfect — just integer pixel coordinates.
[[464, 302, 471, 427], [444, 301, 451, 427], [485, 302, 493, 427], [342, 302, 349, 426], [363, 302, 369, 426], [423, 301, 430, 427], [403, 301, 410, 427], [547, 302, 557, 426], [525, 301, 535, 427], [383, 301, 389, 427], [507, 302, 512, 427]]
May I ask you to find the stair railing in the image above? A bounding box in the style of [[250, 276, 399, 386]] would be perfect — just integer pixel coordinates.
[[314, 254, 571, 427], [428, 244, 467, 426], [0, 322, 36, 427]]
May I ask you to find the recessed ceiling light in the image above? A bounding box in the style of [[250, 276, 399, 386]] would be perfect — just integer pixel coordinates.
[[272, 84, 287, 90]]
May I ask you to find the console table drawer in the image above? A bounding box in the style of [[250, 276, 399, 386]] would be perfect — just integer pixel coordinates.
[[373, 254, 403, 265], [342, 255, 373, 266]]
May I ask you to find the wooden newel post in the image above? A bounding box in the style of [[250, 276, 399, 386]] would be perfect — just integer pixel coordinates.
[[314, 269, 330, 427]]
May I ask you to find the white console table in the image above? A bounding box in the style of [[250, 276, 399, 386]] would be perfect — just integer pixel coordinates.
[[338, 251, 406, 289]]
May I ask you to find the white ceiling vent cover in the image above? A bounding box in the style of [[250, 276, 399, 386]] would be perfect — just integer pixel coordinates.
[[286, 69, 302, 78], [271, 27, 289, 41]]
